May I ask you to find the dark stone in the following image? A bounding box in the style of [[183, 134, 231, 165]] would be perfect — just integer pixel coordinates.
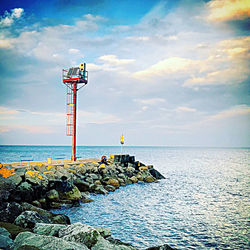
[[74, 178, 90, 192], [14, 211, 51, 229], [106, 236, 135, 248], [129, 156, 135, 163], [149, 168, 165, 179], [0, 190, 10, 202], [0, 222, 31, 239], [0, 202, 23, 223], [146, 244, 176, 250]]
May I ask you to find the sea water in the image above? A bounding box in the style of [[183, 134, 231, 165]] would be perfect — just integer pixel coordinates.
[[0, 146, 249, 249]]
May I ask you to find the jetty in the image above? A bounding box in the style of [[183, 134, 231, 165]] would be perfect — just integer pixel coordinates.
[[0, 154, 170, 250]]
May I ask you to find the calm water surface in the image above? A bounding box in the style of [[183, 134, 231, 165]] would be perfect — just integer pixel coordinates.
[[0, 146, 249, 249]]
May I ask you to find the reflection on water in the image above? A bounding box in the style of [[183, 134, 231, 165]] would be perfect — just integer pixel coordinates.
[[1, 146, 249, 249]]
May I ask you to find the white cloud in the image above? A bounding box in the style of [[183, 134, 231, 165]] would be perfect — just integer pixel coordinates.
[[176, 106, 197, 112], [98, 54, 135, 66], [0, 8, 24, 27], [134, 98, 165, 105], [126, 36, 150, 41], [133, 57, 198, 80], [207, 0, 250, 22], [69, 48, 80, 54]]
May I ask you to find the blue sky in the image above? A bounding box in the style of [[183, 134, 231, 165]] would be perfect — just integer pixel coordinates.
[[0, 0, 249, 146]]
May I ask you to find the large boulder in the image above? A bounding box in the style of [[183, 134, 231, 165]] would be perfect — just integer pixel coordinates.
[[74, 178, 90, 192], [58, 222, 102, 248], [14, 211, 52, 229], [25, 170, 48, 188], [33, 223, 66, 236], [14, 232, 87, 250], [129, 176, 138, 183], [0, 190, 10, 202], [0, 222, 30, 239], [58, 185, 81, 201], [21, 202, 70, 225], [0, 227, 14, 250], [0, 202, 23, 223], [94, 226, 111, 238], [105, 178, 120, 188], [46, 189, 59, 202], [94, 185, 109, 195], [16, 181, 34, 202]]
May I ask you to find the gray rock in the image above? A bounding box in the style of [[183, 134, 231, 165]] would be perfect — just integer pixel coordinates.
[[14, 211, 51, 229], [149, 168, 165, 179], [94, 226, 111, 238], [18, 181, 33, 192], [89, 173, 99, 180], [14, 232, 87, 250], [33, 223, 66, 236], [92, 237, 135, 250], [58, 222, 102, 248], [85, 176, 94, 184], [105, 185, 116, 192], [95, 185, 109, 195], [0, 227, 14, 250], [7, 174, 23, 187], [0, 202, 23, 223]]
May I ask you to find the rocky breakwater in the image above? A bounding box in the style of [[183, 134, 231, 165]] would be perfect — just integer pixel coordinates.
[[0, 154, 170, 249]]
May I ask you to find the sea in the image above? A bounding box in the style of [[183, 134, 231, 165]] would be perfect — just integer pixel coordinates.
[[0, 145, 249, 249]]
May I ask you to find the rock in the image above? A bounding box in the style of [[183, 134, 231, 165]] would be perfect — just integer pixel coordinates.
[[144, 176, 155, 183], [0, 222, 30, 239], [105, 185, 116, 192], [16, 181, 34, 202], [94, 226, 111, 238], [92, 237, 135, 250], [33, 223, 66, 236], [149, 168, 165, 179], [106, 178, 120, 188], [125, 166, 135, 177], [0, 176, 15, 193], [25, 170, 48, 188], [0, 202, 23, 223], [85, 176, 94, 184], [129, 176, 138, 183], [136, 174, 143, 181], [95, 185, 109, 195], [58, 222, 102, 248], [81, 198, 94, 203], [7, 174, 23, 187], [51, 214, 70, 225], [49, 202, 61, 209], [94, 180, 102, 185], [125, 179, 133, 185], [106, 236, 136, 249], [58, 185, 81, 201], [31, 200, 42, 208], [89, 173, 99, 180], [146, 244, 176, 250], [91, 237, 114, 250], [21, 202, 70, 224], [0, 227, 14, 250], [38, 198, 47, 209], [74, 179, 90, 192], [14, 211, 51, 229], [118, 173, 126, 179], [46, 189, 59, 201], [0, 190, 10, 202], [14, 232, 87, 250]]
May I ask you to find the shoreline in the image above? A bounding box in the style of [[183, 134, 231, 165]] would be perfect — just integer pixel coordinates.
[[0, 154, 174, 249]]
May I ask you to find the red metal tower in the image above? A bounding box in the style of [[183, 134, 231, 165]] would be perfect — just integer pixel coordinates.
[[62, 63, 88, 161]]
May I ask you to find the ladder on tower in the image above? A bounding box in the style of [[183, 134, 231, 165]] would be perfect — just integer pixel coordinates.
[[66, 84, 73, 136]]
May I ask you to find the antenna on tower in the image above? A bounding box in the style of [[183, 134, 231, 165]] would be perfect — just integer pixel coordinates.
[[62, 62, 88, 161]]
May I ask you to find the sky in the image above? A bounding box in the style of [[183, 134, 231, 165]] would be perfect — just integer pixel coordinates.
[[0, 0, 249, 147]]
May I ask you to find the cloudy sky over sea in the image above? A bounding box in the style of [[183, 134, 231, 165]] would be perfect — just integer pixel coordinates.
[[0, 0, 249, 146]]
